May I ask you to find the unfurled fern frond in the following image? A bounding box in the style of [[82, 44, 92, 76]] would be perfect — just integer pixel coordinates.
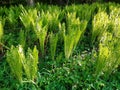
[[64, 34, 74, 59], [49, 32, 58, 60]]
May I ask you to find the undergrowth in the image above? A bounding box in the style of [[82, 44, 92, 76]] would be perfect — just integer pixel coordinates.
[[0, 2, 120, 90]]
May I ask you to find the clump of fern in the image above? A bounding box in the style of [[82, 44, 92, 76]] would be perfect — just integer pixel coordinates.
[[92, 11, 109, 44], [95, 8, 120, 78], [64, 12, 87, 59], [19, 6, 38, 30], [6, 45, 23, 83], [23, 46, 38, 80], [34, 16, 48, 55], [95, 35, 111, 77], [6, 45, 38, 83], [95, 31, 120, 77], [19, 6, 38, 50]]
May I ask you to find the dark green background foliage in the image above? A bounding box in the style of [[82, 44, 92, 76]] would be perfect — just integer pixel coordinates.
[[0, 0, 120, 6]]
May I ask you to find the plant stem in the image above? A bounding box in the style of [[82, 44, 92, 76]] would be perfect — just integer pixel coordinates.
[[0, 42, 10, 50]]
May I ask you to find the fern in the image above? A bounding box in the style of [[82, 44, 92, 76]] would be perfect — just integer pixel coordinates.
[[64, 34, 74, 59], [78, 4, 95, 21], [92, 11, 109, 44], [6, 45, 38, 83], [6, 46, 23, 83], [95, 43, 110, 76], [7, 7, 17, 24], [18, 30, 26, 48], [64, 12, 87, 59], [35, 19, 48, 55], [96, 32, 120, 77], [24, 46, 38, 80], [109, 8, 120, 38], [31, 46, 39, 80], [49, 32, 58, 60], [19, 6, 38, 30], [44, 10, 60, 33]]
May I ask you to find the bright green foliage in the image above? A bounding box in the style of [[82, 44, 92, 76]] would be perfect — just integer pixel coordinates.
[[19, 6, 38, 29], [23, 46, 38, 80], [109, 5, 120, 19], [109, 7, 120, 38], [45, 10, 60, 33], [6, 45, 38, 83], [0, 21, 3, 41], [78, 4, 95, 21], [3, 6, 21, 26], [95, 7, 120, 77], [7, 7, 17, 24], [37, 26, 47, 55], [34, 18, 48, 55], [31, 46, 39, 80], [18, 30, 26, 48], [92, 11, 109, 44], [58, 23, 66, 41], [65, 4, 95, 21], [64, 34, 74, 59], [6, 46, 23, 83], [20, 7, 48, 55], [49, 32, 58, 60], [106, 38, 120, 76], [64, 12, 87, 59], [96, 43, 110, 76], [96, 32, 120, 77]]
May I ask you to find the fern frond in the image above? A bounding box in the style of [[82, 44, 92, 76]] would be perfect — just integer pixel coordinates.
[[49, 32, 58, 60]]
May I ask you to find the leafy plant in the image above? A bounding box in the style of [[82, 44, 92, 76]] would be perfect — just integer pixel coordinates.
[[77, 4, 96, 21], [34, 18, 48, 55], [23, 46, 38, 81], [64, 34, 74, 59], [19, 6, 38, 30], [7, 7, 17, 25], [92, 11, 109, 44], [6, 45, 23, 83], [109, 7, 120, 38], [49, 32, 58, 60], [95, 43, 110, 77], [95, 32, 120, 77], [64, 12, 87, 59], [6, 45, 38, 83]]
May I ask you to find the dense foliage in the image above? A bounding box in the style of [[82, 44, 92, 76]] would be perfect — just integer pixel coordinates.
[[0, 2, 120, 90], [1, 0, 120, 6]]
